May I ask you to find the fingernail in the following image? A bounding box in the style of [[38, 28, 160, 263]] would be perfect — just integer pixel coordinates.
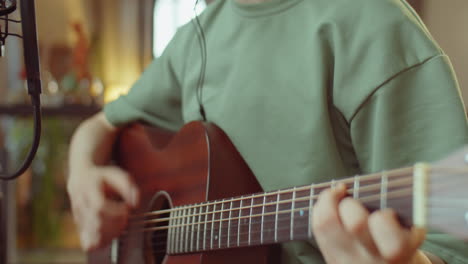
[[333, 183, 346, 192]]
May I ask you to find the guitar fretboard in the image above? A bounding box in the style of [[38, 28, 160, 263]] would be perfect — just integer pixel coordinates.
[[165, 167, 414, 254]]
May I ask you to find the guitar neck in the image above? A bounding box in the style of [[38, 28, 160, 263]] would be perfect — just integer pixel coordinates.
[[166, 166, 415, 254]]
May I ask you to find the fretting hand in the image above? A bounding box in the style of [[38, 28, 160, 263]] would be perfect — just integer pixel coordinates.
[[312, 184, 430, 264]]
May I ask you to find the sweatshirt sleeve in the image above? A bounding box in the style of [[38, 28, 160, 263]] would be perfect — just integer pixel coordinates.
[[350, 54, 468, 263], [103, 31, 184, 131]]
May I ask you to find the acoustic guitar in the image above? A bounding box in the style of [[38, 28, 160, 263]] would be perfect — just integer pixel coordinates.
[[88, 121, 468, 264]]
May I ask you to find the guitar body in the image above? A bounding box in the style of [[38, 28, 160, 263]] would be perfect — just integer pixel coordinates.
[[88, 122, 279, 264], [86, 121, 468, 263]]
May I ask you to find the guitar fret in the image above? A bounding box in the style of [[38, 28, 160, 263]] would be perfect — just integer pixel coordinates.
[[293, 189, 311, 241], [179, 206, 184, 253], [381, 172, 388, 209], [190, 207, 195, 252], [182, 207, 186, 253], [172, 209, 177, 253], [237, 197, 243, 247], [203, 204, 208, 251], [248, 196, 253, 246], [277, 192, 293, 242], [188, 207, 193, 252], [261, 193, 266, 244], [290, 187, 296, 240], [180, 207, 184, 253], [165, 173, 422, 251], [275, 191, 279, 242], [159, 169, 420, 254], [353, 176, 360, 199], [219, 201, 224, 248], [184, 208, 192, 252], [111, 239, 118, 263], [227, 200, 233, 247], [262, 194, 276, 244], [168, 210, 174, 254], [210, 203, 215, 250], [308, 185, 314, 238], [178, 207, 183, 253], [175, 208, 180, 253], [196, 205, 203, 251]]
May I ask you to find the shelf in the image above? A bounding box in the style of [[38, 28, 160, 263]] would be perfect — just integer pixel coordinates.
[[0, 104, 101, 117]]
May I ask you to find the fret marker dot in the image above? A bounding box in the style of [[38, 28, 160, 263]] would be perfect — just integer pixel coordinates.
[[215, 235, 218, 240], [300, 210, 304, 217]]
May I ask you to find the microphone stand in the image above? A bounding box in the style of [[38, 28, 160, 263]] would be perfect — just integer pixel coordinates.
[[0, 0, 42, 181], [0, 0, 42, 262]]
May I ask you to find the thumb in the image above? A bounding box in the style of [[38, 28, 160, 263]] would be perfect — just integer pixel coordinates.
[[406, 228, 428, 264], [409, 227, 426, 250]]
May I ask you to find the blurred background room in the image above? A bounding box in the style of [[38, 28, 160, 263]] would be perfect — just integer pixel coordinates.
[[0, 0, 466, 263]]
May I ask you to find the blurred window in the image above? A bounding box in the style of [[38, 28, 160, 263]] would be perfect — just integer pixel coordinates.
[[153, 0, 206, 58]]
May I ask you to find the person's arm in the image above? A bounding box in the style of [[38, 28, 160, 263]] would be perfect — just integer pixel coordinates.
[[348, 55, 468, 263], [67, 112, 139, 250], [67, 23, 187, 251]]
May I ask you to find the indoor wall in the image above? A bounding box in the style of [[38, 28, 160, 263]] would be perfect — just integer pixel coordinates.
[[423, 0, 468, 104]]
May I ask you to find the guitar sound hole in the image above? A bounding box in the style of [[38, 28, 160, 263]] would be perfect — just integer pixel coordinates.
[[147, 195, 171, 264]]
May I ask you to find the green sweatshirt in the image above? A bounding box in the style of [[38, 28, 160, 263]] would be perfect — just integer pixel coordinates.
[[104, 0, 468, 262]]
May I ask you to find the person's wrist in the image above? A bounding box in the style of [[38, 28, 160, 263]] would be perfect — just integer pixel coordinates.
[[421, 251, 446, 264], [410, 250, 445, 264]]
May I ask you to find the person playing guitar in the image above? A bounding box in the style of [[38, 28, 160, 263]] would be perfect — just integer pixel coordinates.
[[67, 0, 468, 263]]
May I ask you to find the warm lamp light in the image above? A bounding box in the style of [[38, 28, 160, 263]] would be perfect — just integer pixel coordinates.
[[104, 84, 131, 103]]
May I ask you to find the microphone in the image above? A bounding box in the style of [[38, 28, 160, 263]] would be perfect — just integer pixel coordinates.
[[0, 0, 42, 181], [0, 0, 16, 15], [0, 0, 17, 57]]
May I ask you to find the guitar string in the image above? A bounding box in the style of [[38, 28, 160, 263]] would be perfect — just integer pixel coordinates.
[[120, 213, 315, 246], [121, 188, 414, 236], [129, 167, 414, 220], [127, 166, 467, 223], [121, 200, 457, 254], [117, 167, 468, 241], [123, 221, 317, 252], [127, 192, 466, 230], [125, 180, 465, 236], [126, 168, 468, 221], [127, 216, 311, 243], [129, 165, 467, 221], [128, 200, 409, 247], [130, 207, 465, 255], [118, 207, 327, 249], [121, 203, 410, 242], [119, 197, 463, 251], [120, 222, 315, 255], [127, 177, 414, 227], [140, 203, 467, 253], [133, 203, 462, 252], [125, 202, 412, 253], [119, 219, 314, 254], [114, 166, 468, 254]]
